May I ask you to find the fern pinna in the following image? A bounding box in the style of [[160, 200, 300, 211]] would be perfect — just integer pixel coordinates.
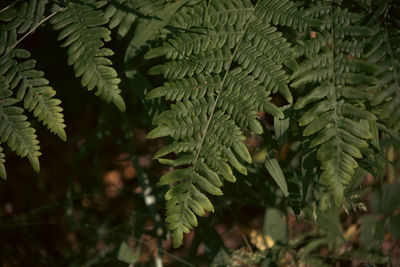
[[145, 0, 318, 248], [365, 1, 400, 133], [104, 0, 166, 41], [0, 0, 65, 179], [0, 0, 126, 178], [50, 0, 125, 112], [291, 1, 379, 206]]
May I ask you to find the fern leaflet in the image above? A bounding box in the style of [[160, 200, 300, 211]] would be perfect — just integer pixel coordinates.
[[145, 0, 316, 247], [292, 2, 378, 205], [0, 0, 66, 178], [105, 0, 166, 40], [0, 83, 41, 174], [50, 0, 126, 111], [366, 7, 400, 132], [1, 49, 66, 140]]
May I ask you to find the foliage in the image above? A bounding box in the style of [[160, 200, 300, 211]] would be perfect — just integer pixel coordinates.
[[145, 0, 310, 248], [145, 0, 400, 248], [0, 0, 126, 179], [0, 0, 399, 265]]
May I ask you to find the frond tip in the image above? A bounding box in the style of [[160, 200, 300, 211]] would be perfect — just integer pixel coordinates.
[[51, 0, 126, 111], [0, 100, 41, 174], [0, 49, 67, 141]]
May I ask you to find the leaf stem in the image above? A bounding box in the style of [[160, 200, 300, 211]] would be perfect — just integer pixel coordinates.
[[0, 7, 65, 60]]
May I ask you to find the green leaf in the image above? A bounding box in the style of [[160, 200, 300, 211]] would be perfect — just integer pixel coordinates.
[[125, 0, 190, 62], [0, 105, 41, 173], [263, 208, 287, 243], [264, 151, 288, 197], [146, 125, 171, 139], [274, 104, 291, 148], [117, 241, 139, 264], [158, 168, 192, 185], [51, 1, 126, 111], [232, 141, 252, 164], [264, 101, 284, 119]]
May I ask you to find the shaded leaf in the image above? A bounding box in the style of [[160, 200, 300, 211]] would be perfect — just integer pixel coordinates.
[[263, 207, 287, 243], [265, 151, 288, 197], [117, 241, 139, 264], [125, 0, 190, 62]]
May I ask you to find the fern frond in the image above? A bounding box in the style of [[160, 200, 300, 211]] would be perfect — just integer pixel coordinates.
[[50, 0, 126, 111], [366, 20, 400, 132], [145, 0, 316, 247], [170, 0, 254, 29], [0, 0, 66, 177], [0, 86, 41, 174], [235, 43, 292, 101], [104, 0, 165, 40], [0, 0, 48, 55], [147, 25, 244, 60], [149, 46, 232, 80], [293, 31, 331, 58], [246, 21, 294, 65], [105, 0, 138, 40], [0, 49, 66, 140], [17, 0, 47, 33], [292, 2, 377, 205], [256, 0, 322, 31], [304, 0, 331, 18]]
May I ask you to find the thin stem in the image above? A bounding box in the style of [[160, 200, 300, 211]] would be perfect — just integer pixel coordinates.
[[0, 1, 19, 13], [0, 8, 65, 60]]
